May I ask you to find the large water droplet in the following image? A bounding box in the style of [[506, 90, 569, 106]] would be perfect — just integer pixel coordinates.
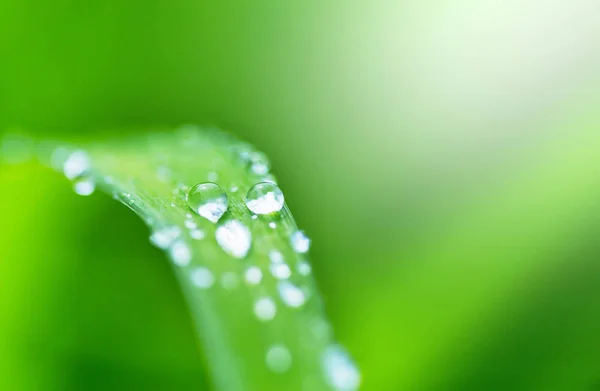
[[291, 231, 311, 253], [322, 345, 361, 391], [266, 344, 292, 373], [245, 182, 284, 215], [254, 297, 277, 321], [63, 150, 91, 180], [215, 220, 252, 258], [187, 182, 228, 223], [277, 281, 306, 308]]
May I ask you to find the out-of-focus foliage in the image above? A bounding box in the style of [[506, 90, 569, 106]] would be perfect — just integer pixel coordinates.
[[1, 0, 600, 390]]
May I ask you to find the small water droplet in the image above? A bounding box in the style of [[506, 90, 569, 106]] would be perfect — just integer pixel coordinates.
[[266, 344, 292, 373], [269, 222, 277, 229], [187, 182, 228, 223], [73, 177, 95, 196], [297, 261, 312, 276], [215, 220, 252, 258], [278, 281, 306, 308], [291, 231, 311, 253], [191, 267, 215, 289], [150, 226, 181, 249], [63, 150, 91, 180], [221, 272, 239, 289], [190, 229, 205, 240], [230, 185, 239, 193], [245, 266, 263, 285], [269, 250, 284, 264], [249, 152, 270, 176], [251, 214, 258, 220], [184, 220, 197, 229], [169, 240, 192, 266], [322, 345, 361, 391], [245, 182, 284, 215], [270, 263, 292, 280], [254, 297, 277, 321]]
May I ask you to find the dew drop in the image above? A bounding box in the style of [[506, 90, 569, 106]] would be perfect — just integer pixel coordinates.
[[277, 281, 306, 308], [269, 250, 284, 264], [249, 152, 270, 176], [270, 263, 292, 280], [322, 345, 361, 391], [184, 220, 197, 229], [266, 344, 292, 373], [215, 220, 252, 258], [187, 182, 228, 223], [150, 226, 181, 249], [191, 267, 215, 289], [63, 150, 91, 180], [245, 182, 284, 215], [73, 177, 95, 196], [254, 297, 277, 321], [269, 222, 277, 229], [297, 261, 312, 276], [291, 231, 311, 253], [169, 240, 192, 266], [245, 266, 263, 285], [190, 229, 205, 240]]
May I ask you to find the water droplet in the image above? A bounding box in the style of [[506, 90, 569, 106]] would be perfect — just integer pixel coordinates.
[[191, 267, 215, 289], [245, 266, 263, 285], [278, 281, 306, 308], [169, 240, 192, 266], [270, 263, 292, 280], [322, 345, 361, 391], [251, 214, 258, 220], [190, 229, 205, 240], [150, 226, 181, 249], [184, 220, 197, 229], [215, 220, 252, 258], [230, 185, 239, 193], [254, 297, 277, 321], [73, 177, 95, 196], [269, 222, 277, 229], [269, 250, 284, 264], [63, 150, 91, 180], [187, 182, 228, 223], [297, 261, 312, 276], [249, 152, 270, 176], [291, 231, 311, 253], [221, 272, 239, 289], [245, 182, 284, 215], [266, 344, 292, 373]]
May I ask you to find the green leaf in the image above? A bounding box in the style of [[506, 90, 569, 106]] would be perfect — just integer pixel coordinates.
[[36, 127, 360, 391]]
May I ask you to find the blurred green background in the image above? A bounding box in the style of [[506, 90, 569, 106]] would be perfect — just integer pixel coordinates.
[[1, 0, 600, 390]]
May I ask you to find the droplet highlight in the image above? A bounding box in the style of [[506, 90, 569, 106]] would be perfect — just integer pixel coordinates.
[[191, 267, 215, 289], [63, 150, 91, 180], [187, 182, 228, 223], [277, 281, 306, 308], [254, 297, 277, 321], [322, 345, 361, 391], [245, 266, 263, 285], [169, 240, 192, 266], [245, 182, 285, 215]]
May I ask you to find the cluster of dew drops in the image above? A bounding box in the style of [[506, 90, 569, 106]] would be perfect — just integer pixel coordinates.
[[51, 138, 361, 391]]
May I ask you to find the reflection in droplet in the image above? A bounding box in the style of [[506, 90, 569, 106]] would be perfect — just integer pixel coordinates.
[[187, 182, 228, 223], [245, 182, 284, 215]]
